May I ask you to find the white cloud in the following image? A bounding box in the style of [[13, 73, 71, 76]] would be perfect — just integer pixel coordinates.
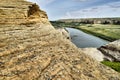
[[61, 1, 120, 19]]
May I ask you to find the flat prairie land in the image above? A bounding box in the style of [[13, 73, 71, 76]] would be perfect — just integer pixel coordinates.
[[76, 24, 120, 41], [51, 21, 120, 41]]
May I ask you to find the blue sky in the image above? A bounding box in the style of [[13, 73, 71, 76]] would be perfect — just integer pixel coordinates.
[[28, 0, 120, 20]]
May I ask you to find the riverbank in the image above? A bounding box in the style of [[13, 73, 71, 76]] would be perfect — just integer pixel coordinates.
[[73, 24, 120, 42], [56, 27, 120, 73], [80, 40, 120, 72], [66, 28, 109, 48], [51, 22, 120, 42], [51, 22, 120, 73]]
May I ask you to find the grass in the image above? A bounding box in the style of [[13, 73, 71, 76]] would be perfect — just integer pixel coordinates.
[[51, 21, 120, 73], [76, 24, 120, 41], [101, 61, 120, 72], [51, 21, 120, 41]]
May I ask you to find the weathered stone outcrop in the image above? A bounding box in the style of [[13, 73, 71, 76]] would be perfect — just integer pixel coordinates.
[[98, 39, 120, 62], [0, 0, 120, 80], [57, 28, 71, 39], [0, 0, 49, 24], [80, 48, 105, 61], [80, 40, 120, 62]]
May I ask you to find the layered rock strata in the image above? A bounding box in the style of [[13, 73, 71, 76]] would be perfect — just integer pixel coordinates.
[[0, 0, 120, 80], [0, 0, 49, 24], [98, 39, 120, 62]]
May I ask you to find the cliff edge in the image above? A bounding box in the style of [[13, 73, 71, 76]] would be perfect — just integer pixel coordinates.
[[0, 0, 120, 80]]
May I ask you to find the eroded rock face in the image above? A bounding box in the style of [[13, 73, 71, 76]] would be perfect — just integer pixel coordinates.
[[57, 28, 71, 40], [0, 0, 120, 80], [0, 0, 49, 24], [98, 39, 120, 62], [80, 48, 105, 61]]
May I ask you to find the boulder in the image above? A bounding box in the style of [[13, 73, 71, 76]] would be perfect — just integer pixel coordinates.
[[80, 48, 105, 61], [98, 39, 120, 62]]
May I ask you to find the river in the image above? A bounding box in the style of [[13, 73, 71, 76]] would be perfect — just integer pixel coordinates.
[[66, 28, 109, 48]]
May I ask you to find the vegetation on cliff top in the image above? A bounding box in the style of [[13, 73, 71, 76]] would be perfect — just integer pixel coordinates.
[[58, 18, 120, 24]]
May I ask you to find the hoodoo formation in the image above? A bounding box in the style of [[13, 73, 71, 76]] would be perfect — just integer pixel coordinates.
[[0, 0, 120, 80]]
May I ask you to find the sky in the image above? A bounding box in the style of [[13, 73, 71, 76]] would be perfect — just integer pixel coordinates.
[[28, 0, 120, 20]]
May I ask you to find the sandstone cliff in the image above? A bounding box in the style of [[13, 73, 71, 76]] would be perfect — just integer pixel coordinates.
[[0, 0, 49, 24], [0, 0, 120, 80]]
